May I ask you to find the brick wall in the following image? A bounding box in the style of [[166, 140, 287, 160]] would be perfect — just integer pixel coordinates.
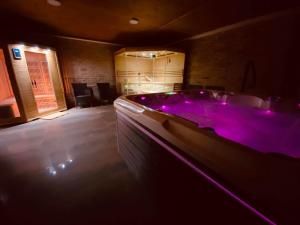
[[55, 38, 120, 106], [176, 10, 300, 99]]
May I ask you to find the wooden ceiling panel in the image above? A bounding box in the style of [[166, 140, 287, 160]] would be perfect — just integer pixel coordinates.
[[0, 0, 201, 43], [0, 0, 298, 45]]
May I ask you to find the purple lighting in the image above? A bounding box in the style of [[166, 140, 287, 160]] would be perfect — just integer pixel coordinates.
[[265, 109, 272, 114], [141, 96, 146, 100], [142, 96, 300, 158], [125, 115, 276, 225], [298, 103, 300, 109], [200, 91, 204, 95]]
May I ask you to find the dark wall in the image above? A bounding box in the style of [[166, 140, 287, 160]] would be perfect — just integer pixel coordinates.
[[176, 10, 300, 99], [0, 31, 121, 107], [1, 8, 300, 108], [55, 38, 119, 106]]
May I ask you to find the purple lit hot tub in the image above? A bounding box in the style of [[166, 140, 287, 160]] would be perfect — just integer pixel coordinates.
[[114, 90, 300, 225]]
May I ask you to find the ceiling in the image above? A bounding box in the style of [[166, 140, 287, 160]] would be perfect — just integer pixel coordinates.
[[0, 0, 299, 45]]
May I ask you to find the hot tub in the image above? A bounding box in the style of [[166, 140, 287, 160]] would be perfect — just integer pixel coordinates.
[[114, 90, 300, 225]]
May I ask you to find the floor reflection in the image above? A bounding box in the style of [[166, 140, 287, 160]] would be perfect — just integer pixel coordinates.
[[0, 106, 153, 225]]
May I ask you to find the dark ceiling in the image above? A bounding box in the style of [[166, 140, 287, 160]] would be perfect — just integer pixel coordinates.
[[0, 0, 299, 45]]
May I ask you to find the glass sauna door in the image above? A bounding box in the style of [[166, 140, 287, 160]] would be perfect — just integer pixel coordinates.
[[0, 49, 20, 120], [25, 51, 58, 113]]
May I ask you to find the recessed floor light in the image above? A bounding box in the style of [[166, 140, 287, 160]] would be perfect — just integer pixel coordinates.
[[129, 18, 139, 25], [47, 0, 62, 7]]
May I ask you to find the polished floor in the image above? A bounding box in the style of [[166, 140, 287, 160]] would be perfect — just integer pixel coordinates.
[[0, 106, 271, 225], [0, 106, 153, 225]]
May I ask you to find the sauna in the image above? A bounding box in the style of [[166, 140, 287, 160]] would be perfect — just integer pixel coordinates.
[[0, 48, 21, 125], [0, 43, 66, 126], [114, 48, 185, 94]]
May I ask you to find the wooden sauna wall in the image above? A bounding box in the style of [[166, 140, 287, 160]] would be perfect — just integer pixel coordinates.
[[46, 50, 66, 110], [153, 53, 185, 84], [114, 54, 125, 93], [8, 44, 66, 120], [115, 54, 152, 93], [0, 49, 13, 101], [115, 52, 185, 94]]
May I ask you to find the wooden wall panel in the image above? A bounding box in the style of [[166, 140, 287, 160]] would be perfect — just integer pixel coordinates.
[[153, 53, 185, 84], [115, 51, 185, 94], [152, 56, 165, 82], [115, 55, 153, 92], [8, 44, 38, 120], [25, 51, 58, 111], [46, 51, 67, 111], [0, 49, 13, 101], [8, 44, 66, 120]]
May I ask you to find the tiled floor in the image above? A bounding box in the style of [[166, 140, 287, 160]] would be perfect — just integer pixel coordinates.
[[0, 106, 153, 225]]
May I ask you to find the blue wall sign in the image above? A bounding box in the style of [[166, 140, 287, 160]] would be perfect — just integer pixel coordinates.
[[12, 48, 22, 60]]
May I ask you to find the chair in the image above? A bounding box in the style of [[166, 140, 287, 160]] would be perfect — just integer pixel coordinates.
[[110, 85, 119, 100], [173, 83, 183, 91], [71, 83, 93, 107], [186, 84, 203, 90], [97, 83, 118, 104]]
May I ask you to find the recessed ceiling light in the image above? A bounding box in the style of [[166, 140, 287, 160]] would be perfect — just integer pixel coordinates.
[[47, 0, 62, 7], [129, 18, 139, 25]]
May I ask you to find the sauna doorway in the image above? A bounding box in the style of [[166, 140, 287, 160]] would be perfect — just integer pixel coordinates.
[[0, 48, 20, 122], [3, 43, 67, 124], [25, 51, 58, 113]]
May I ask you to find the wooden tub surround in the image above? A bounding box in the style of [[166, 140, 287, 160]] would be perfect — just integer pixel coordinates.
[[114, 91, 300, 225]]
